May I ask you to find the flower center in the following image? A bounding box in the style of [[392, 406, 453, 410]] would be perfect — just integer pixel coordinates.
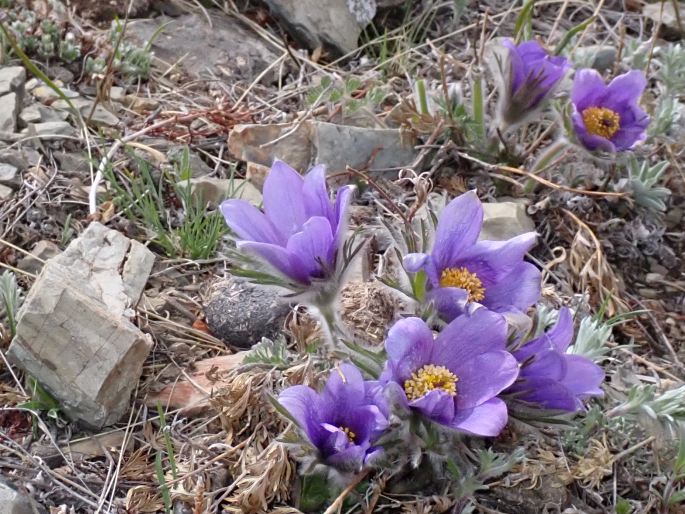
[[404, 364, 458, 401], [339, 426, 356, 443], [581, 106, 621, 139], [439, 267, 485, 302]]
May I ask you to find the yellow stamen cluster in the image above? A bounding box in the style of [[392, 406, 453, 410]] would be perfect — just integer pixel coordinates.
[[339, 426, 356, 443], [439, 267, 485, 302], [581, 106, 621, 139], [404, 364, 458, 401]]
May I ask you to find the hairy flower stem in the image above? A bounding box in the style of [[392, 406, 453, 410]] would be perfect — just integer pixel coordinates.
[[316, 302, 343, 347], [524, 139, 568, 193]]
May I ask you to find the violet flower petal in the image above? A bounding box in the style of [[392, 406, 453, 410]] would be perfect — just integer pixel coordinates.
[[220, 199, 284, 245], [321, 363, 366, 416], [456, 232, 537, 286], [452, 350, 520, 410], [263, 160, 307, 237], [236, 240, 309, 284], [278, 385, 326, 446], [482, 261, 541, 312], [449, 397, 509, 437], [302, 164, 335, 225], [559, 355, 605, 398], [408, 389, 455, 425], [507, 377, 579, 411], [432, 308, 508, 368], [384, 317, 433, 382], [403, 253, 430, 273], [571, 69, 607, 111], [547, 307, 574, 353], [427, 287, 470, 322], [521, 348, 568, 381], [603, 70, 647, 112], [285, 216, 334, 279], [432, 191, 483, 271]]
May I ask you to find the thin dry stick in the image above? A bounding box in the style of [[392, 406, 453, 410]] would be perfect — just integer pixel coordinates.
[[0, 237, 47, 263], [0, 262, 35, 278], [323, 469, 371, 514], [88, 113, 205, 215], [455, 151, 627, 198]]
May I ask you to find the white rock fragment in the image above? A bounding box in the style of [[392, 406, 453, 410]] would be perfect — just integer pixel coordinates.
[[0, 93, 19, 133], [0, 163, 19, 188], [0, 480, 40, 514], [480, 202, 536, 241], [0, 66, 26, 97], [0, 183, 13, 201], [7, 223, 156, 428]]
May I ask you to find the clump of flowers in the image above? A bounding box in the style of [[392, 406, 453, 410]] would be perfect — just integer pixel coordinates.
[[497, 39, 570, 127], [221, 158, 609, 509], [570, 69, 650, 153], [218, 17, 668, 508], [403, 191, 540, 321]]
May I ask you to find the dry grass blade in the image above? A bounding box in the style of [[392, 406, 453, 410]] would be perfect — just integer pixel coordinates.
[[564, 209, 627, 316]]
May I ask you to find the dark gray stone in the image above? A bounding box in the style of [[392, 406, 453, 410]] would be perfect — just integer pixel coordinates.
[[127, 14, 281, 81], [264, 0, 361, 55], [204, 277, 291, 349], [0, 163, 19, 189], [0, 480, 43, 514]]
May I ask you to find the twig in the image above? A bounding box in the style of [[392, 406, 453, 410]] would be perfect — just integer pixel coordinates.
[[0, 237, 47, 263], [88, 113, 204, 215], [323, 469, 371, 514], [612, 436, 655, 464], [455, 150, 627, 198]]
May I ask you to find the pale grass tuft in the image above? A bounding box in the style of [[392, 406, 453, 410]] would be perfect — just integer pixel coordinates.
[[125, 485, 164, 513]]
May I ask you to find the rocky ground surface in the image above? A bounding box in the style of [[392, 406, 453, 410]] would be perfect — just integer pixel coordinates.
[[0, 0, 683, 513]]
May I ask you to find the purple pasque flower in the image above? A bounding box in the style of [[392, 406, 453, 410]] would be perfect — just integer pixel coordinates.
[[278, 363, 388, 472], [498, 39, 570, 126], [220, 160, 354, 285], [505, 307, 604, 411], [570, 69, 650, 152], [403, 191, 541, 322], [379, 309, 519, 437]]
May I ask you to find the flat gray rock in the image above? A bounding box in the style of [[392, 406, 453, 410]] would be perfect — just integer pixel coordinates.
[[127, 14, 281, 81], [7, 262, 153, 429], [52, 222, 155, 318], [22, 121, 75, 139], [264, 0, 362, 54], [228, 121, 418, 174]]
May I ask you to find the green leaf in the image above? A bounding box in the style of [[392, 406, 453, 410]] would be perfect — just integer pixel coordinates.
[[513, 0, 535, 42], [299, 474, 332, 512], [554, 15, 596, 55], [667, 489, 685, 506], [615, 497, 632, 514]]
